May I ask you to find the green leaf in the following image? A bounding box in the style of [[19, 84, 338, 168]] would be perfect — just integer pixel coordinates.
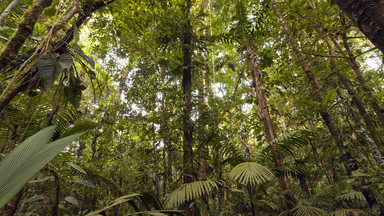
[[229, 162, 274, 186], [0, 126, 83, 208], [65, 196, 79, 206], [85, 193, 142, 216], [71, 178, 96, 188], [74, 48, 95, 69], [165, 180, 218, 208], [61, 121, 98, 138], [57, 53, 73, 70], [67, 162, 87, 174], [321, 89, 336, 110], [36, 54, 57, 88]]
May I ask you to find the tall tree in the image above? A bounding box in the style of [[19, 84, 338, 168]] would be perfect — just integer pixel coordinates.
[[334, 0, 384, 54]]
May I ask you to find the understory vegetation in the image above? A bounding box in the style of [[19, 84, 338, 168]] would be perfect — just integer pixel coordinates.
[[1, 0, 384, 215]]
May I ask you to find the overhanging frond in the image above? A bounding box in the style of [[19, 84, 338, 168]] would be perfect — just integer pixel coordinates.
[[164, 180, 218, 208], [279, 204, 327, 216], [327, 209, 372, 216], [229, 162, 274, 186]]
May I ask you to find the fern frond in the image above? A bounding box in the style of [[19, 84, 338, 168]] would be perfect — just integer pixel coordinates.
[[229, 162, 274, 186], [327, 209, 372, 216], [164, 180, 218, 208]]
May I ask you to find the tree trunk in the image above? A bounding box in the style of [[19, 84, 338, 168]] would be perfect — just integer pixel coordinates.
[[341, 34, 384, 128], [182, 2, 193, 184], [0, 0, 52, 71], [334, 0, 384, 55], [197, 49, 207, 182], [0, 0, 21, 25], [246, 42, 295, 208], [272, 0, 356, 175], [324, 36, 383, 155], [114, 63, 131, 103]]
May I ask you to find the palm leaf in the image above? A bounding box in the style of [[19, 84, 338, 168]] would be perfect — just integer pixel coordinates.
[[337, 191, 367, 202], [229, 162, 274, 186], [165, 180, 218, 208], [85, 193, 142, 216], [327, 209, 372, 216], [0, 126, 83, 208], [280, 204, 327, 216], [267, 130, 315, 157]]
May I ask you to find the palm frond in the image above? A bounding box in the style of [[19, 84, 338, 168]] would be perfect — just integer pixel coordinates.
[[336, 191, 366, 202], [327, 209, 372, 216], [164, 180, 218, 208], [266, 130, 315, 157], [280, 204, 327, 216], [229, 162, 274, 186]]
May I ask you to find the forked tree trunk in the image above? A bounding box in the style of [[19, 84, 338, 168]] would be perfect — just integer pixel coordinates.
[[271, 0, 356, 175], [0, 0, 52, 71], [0, 0, 21, 25], [334, 0, 384, 55], [245, 42, 295, 207]]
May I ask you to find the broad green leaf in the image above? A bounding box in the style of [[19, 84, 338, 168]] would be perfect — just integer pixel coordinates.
[[57, 53, 73, 69], [0, 126, 83, 208], [36, 54, 57, 88]]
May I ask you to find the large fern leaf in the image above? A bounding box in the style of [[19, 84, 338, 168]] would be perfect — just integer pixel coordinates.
[[229, 162, 274, 186], [165, 180, 218, 208]]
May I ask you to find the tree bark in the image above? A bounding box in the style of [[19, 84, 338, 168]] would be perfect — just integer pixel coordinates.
[[246, 42, 295, 207], [182, 1, 194, 184], [0, 0, 21, 25], [334, 0, 384, 55], [0, 0, 52, 71], [272, 0, 356, 175], [114, 63, 131, 103], [342, 34, 384, 128], [324, 36, 383, 155]]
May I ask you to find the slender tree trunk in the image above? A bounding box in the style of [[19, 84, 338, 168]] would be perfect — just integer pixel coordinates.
[[246, 42, 295, 207], [0, 0, 52, 71], [341, 34, 384, 128], [197, 51, 207, 182], [324, 36, 383, 155], [334, 0, 384, 55], [272, 0, 356, 175], [0, 0, 21, 25], [182, 1, 194, 184], [114, 63, 131, 103]]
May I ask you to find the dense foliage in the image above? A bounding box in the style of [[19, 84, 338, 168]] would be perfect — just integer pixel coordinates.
[[1, 0, 384, 215]]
